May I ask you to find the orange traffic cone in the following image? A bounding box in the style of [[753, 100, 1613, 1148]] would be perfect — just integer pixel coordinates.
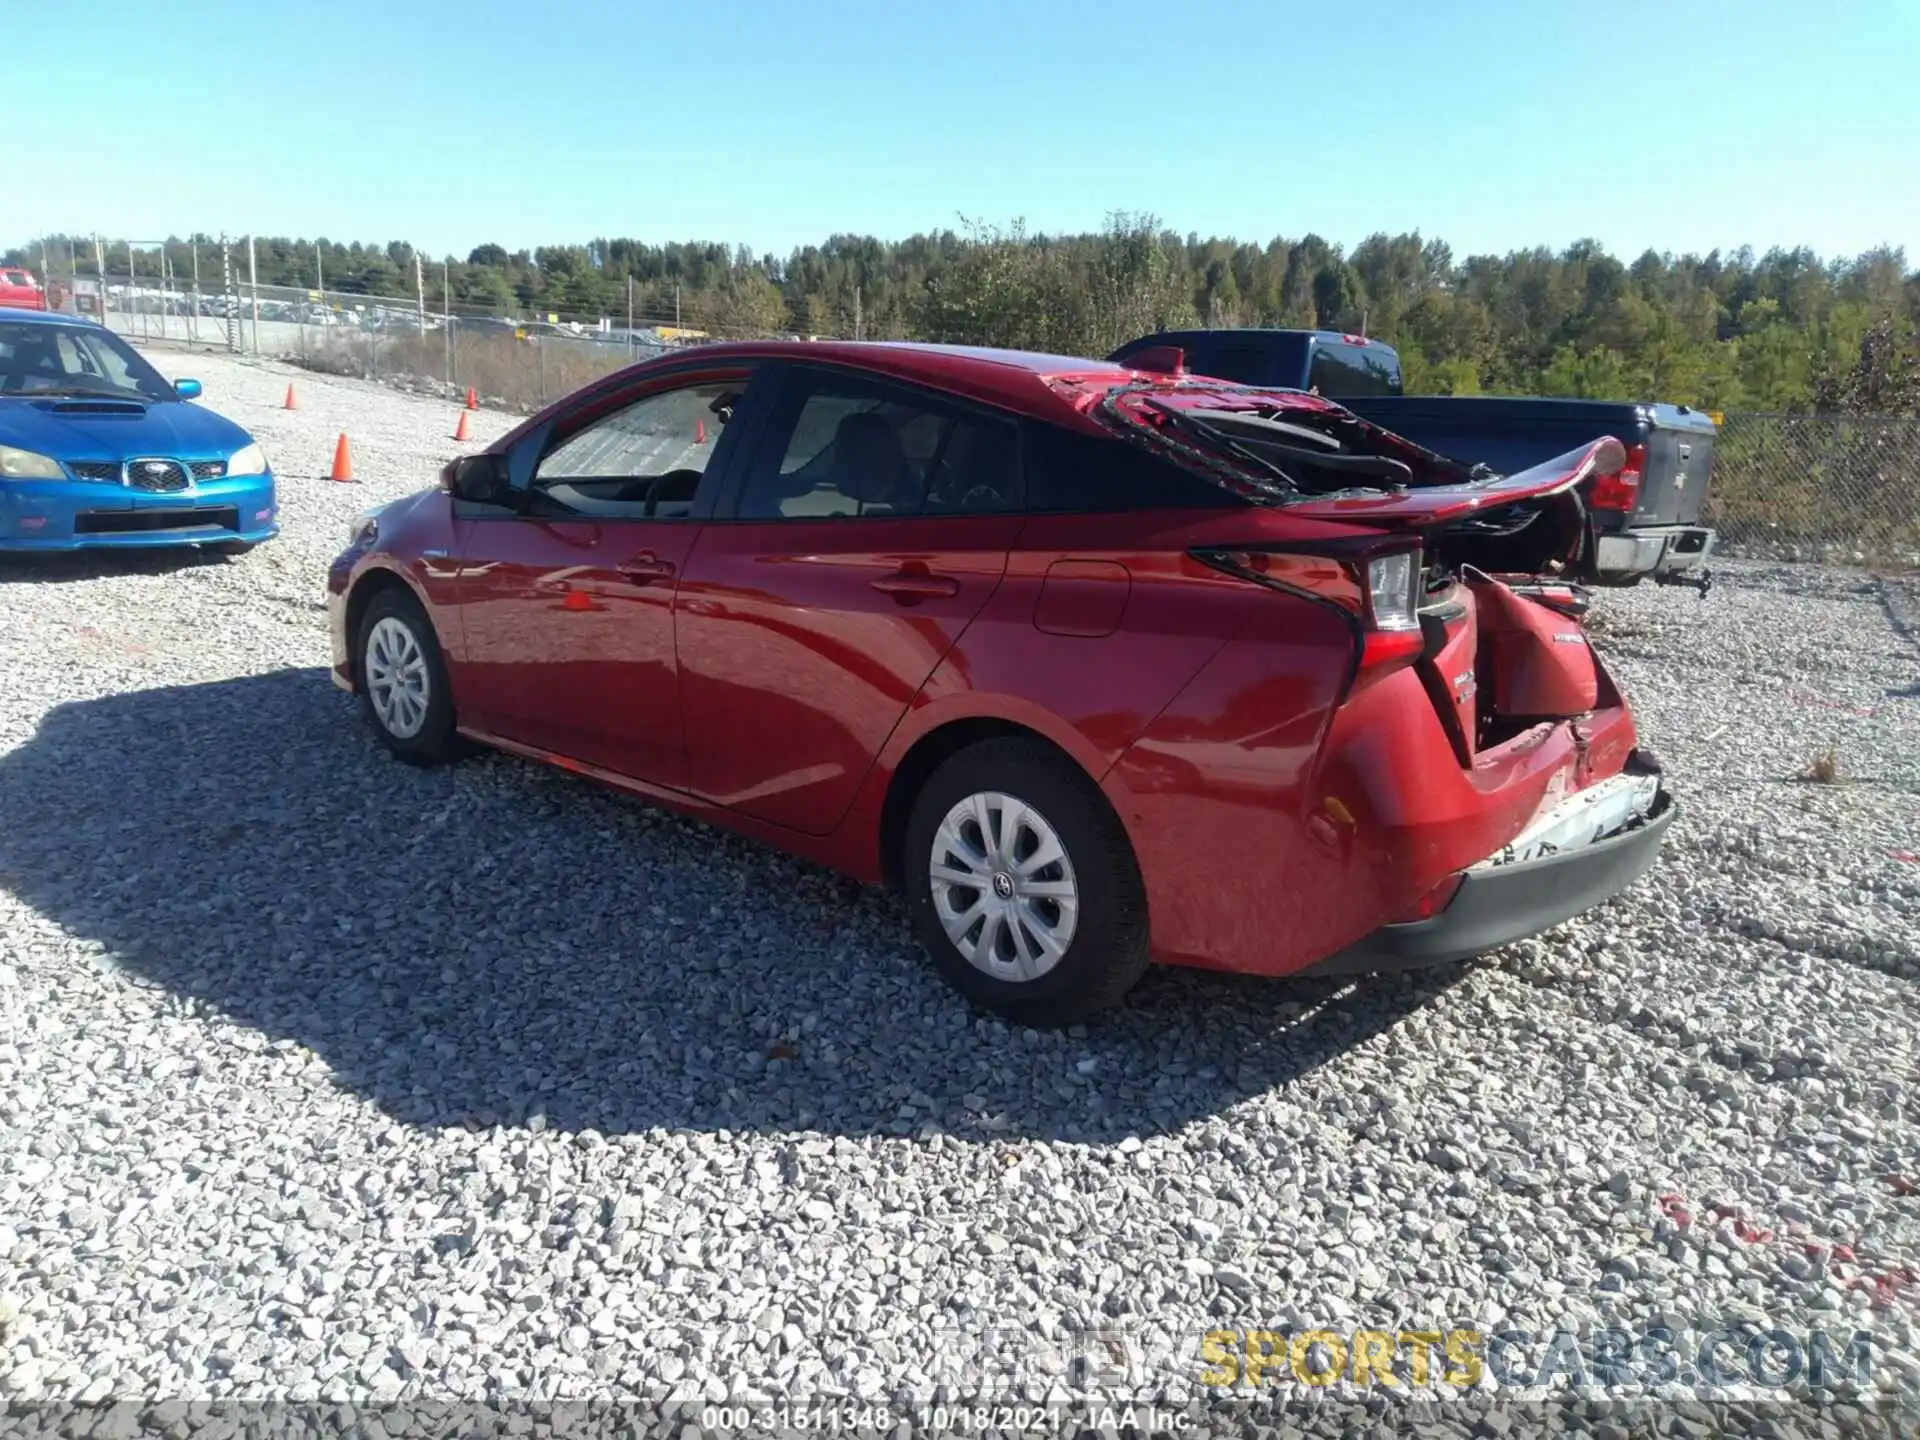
[[453, 410, 472, 441], [329, 433, 355, 483], [464, 385, 479, 410], [282, 383, 298, 410]]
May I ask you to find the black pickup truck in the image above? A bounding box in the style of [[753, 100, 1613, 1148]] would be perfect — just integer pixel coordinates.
[[1108, 329, 1716, 590]]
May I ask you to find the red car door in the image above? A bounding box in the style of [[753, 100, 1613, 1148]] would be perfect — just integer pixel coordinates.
[[453, 367, 758, 787], [675, 367, 1023, 834]]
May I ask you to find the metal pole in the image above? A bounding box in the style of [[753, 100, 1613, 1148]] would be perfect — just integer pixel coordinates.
[[627, 274, 634, 360], [94, 235, 106, 327], [221, 235, 237, 352], [415, 252, 426, 337], [190, 241, 201, 344], [127, 241, 142, 342], [443, 260, 452, 395], [247, 235, 259, 354]]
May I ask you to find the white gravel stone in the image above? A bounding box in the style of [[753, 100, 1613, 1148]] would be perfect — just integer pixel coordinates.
[[0, 350, 1915, 1416]]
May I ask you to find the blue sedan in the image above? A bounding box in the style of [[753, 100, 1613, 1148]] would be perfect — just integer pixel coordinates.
[[0, 311, 276, 553]]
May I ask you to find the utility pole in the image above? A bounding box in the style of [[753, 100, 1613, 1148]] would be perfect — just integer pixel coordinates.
[[854, 285, 863, 341], [415, 251, 426, 337], [94, 235, 105, 325], [674, 283, 680, 329], [627, 273, 635, 360]]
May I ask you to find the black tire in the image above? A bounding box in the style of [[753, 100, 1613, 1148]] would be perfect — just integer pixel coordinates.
[[903, 738, 1150, 1026], [355, 587, 459, 765], [211, 540, 256, 557]]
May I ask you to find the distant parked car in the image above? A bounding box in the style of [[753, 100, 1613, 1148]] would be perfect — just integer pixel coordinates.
[[0, 311, 277, 554], [327, 341, 1673, 1024], [0, 267, 47, 311]]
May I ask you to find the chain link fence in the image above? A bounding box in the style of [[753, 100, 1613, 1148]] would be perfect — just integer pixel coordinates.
[[1706, 414, 1920, 568]]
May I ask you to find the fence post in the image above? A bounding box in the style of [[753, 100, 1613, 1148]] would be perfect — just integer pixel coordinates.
[[220, 236, 236, 352]]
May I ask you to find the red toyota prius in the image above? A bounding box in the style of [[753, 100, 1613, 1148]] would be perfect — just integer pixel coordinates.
[[327, 342, 1674, 1025]]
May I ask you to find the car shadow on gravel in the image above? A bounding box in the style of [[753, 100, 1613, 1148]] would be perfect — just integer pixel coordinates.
[[0, 669, 1463, 1144], [0, 549, 231, 583]]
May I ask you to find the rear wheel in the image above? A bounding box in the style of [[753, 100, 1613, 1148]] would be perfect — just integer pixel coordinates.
[[356, 588, 458, 765], [903, 739, 1150, 1026]]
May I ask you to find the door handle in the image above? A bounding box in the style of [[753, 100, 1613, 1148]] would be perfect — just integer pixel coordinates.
[[617, 551, 676, 585], [871, 565, 960, 601]]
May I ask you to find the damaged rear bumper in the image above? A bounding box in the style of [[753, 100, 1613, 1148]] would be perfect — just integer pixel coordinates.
[[1304, 777, 1676, 976]]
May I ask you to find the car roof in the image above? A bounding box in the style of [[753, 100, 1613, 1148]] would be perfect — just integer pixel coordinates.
[[0, 309, 88, 328], [656, 340, 1139, 423]]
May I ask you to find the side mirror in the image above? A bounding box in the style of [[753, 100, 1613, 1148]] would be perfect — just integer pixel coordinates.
[[444, 452, 514, 506], [174, 378, 203, 400]]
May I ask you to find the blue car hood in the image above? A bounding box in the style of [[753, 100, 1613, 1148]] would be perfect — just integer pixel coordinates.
[[0, 396, 252, 461]]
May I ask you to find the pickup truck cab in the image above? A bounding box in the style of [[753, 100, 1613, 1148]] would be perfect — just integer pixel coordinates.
[[1109, 329, 1715, 590]]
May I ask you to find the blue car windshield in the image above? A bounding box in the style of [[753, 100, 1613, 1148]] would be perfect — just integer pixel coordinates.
[[0, 321, 174, 402]]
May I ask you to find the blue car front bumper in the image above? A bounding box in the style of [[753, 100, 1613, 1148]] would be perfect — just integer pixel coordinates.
[[0, 470, 278, 551]]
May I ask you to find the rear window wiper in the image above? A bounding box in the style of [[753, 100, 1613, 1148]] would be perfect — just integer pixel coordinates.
[[1137, 402, 1301, 500], [1169, 405, 1415, 486]]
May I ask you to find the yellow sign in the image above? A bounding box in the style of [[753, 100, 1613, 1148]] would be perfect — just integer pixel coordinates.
[[1707, 410, 1725, 426], [546, 312, 558, 325]]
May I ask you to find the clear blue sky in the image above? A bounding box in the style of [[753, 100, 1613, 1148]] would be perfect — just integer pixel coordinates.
[[23, 0, 1917, 264]]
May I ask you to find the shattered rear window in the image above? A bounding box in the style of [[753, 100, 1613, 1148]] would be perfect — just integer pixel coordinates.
[[1054, 379, 1482, 506]]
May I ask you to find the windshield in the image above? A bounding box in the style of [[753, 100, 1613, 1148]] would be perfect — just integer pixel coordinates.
[[0, 320, 173, 402]]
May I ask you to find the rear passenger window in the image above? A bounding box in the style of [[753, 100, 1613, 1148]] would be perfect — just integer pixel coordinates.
[[1024, 424, 1244, 513], [738, 373, 1019, 519]]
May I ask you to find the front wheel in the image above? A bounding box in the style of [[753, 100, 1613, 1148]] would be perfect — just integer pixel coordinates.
[[903, 738, 1150, 1027], [356, 587, 458, 765]]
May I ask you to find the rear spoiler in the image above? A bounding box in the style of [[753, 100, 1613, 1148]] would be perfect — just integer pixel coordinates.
[[1280, 438, 1626, 527]]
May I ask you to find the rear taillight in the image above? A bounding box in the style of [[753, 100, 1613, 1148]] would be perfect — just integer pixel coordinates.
[[1590, 442, 1645, 512]]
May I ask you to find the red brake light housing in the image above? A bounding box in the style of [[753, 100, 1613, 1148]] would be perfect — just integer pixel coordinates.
[[1590, 442, 1644, 512]]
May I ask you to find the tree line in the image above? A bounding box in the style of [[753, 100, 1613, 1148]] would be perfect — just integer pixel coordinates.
[[12, 215, 1916, 414]]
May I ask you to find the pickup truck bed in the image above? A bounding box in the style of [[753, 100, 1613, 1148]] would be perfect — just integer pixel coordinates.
[[1342, 395, 1716, 587], [1109, 329, 1717, 589]]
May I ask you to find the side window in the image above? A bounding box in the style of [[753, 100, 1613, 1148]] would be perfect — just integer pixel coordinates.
[[1199, 344, 1273, 386], [1025, 424, 1245, 513], [1306, 342, 1401, 398], [737, 374, 1018, 520], [533, 378, 744, 519]]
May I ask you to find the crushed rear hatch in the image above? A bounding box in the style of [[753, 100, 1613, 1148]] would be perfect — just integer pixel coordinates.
[[1053, 377, 1626, 577]]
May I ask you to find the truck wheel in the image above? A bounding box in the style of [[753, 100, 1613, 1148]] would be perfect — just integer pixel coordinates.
[[903, 738, 1151, 1026]]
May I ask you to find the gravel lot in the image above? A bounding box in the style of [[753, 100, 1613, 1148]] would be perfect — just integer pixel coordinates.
[[1, 350, 1916, 1423]]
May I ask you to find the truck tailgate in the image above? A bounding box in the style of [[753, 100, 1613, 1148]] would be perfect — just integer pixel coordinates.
[[1638, 412, 1716, 527]]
